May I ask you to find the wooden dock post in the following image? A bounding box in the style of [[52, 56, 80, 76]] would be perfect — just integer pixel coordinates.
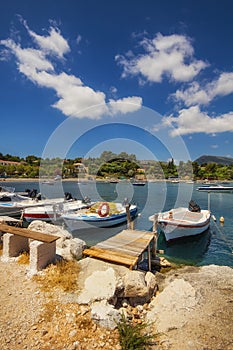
[[126, 203, 134, 230], [152, 214, 158, 258]]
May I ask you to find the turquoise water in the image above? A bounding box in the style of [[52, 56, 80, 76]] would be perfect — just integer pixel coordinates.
[[2, 180, 233, 267]]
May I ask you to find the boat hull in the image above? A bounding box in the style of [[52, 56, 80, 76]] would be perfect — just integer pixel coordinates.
[[149, 208, 210, 242], [159, 219, 210, 242], [62, 206, 138, 231], [23, 200, 92, 223], [0, 204, 23, 218]]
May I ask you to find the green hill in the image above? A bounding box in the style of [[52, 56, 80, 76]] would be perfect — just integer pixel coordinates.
[[195, 155, 233, 166]]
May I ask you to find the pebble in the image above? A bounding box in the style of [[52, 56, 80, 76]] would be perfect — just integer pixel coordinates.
[[71, 341, 80, 350], [69, 329, 78, 337]]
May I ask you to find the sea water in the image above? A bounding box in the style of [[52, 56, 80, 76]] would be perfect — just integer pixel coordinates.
[[3, 180, 233, 267]]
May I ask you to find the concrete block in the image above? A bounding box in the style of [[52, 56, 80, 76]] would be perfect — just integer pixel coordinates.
[[29, 240, 56, 274], [2, 233, 29, 260]]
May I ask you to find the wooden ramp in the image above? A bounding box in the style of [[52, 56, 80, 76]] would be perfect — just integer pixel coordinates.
[[83, 229, 156, 270]]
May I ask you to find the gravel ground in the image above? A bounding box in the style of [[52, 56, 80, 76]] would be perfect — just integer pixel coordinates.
[[0, 260, 120, 350], [0, 259, 233, 350], [151, 265, 233, 350]]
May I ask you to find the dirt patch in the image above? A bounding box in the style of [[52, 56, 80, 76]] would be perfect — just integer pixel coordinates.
[[0, 259, 232, 350], [0, 260, 119, 350]]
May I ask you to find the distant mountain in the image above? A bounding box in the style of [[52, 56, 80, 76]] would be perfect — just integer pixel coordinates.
[[194, 155, 233, 166]]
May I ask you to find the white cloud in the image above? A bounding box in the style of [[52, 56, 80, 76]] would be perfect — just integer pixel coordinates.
[[109, 96, 143, 115], [210, 72, 233, 97], [1, 39, 54, 74], [173, 72, 233, 106], [0, 21, 142, 119], [172, 82, 211, 106], [21, 18, 70, 58], [164, 106, 233, 136], [116, 33, 207, 83]]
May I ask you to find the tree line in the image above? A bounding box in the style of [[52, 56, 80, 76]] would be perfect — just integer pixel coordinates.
[[0, 152, 233, 180]]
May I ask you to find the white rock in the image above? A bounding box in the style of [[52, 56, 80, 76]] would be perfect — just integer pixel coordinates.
[[145, 271, 157, 296], [91, 300, 121, 329], [28, 221, 86, 260], [122, 270, 147, 297], [77, 268, 118, 304], [28, 221, 72, 246], [146, 278, 198, 333], [77, 258, 157, 305]]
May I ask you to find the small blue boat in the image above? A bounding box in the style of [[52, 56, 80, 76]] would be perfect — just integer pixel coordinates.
[[61, 201, 138, 231]]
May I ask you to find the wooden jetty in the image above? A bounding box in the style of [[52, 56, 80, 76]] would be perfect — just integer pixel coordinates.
[[83, 229, 156, 271]]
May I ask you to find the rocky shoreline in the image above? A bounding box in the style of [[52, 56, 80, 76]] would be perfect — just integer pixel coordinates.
[[1, 222, 233, 349]]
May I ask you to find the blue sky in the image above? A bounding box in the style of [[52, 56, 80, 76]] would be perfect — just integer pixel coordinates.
[[0, 0, 233, 162]]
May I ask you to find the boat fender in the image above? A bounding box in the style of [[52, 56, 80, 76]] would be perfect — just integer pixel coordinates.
[[220, 216, 224, 223], [98, 202, 110, 217]]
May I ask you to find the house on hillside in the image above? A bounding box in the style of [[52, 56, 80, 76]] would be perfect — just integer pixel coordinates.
[[0, 159, 21, 166]]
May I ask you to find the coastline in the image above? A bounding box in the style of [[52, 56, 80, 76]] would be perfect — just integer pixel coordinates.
[[1, 177, 231, 183]]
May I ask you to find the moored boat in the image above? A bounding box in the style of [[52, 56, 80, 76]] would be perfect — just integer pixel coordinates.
[[132, 181, 146, 186], [61, 201, 138, 231], [23, 198, 93, 223], [0, 188, 77, 218], [149, 201, 211, 242], [197, 184, 233, 192]]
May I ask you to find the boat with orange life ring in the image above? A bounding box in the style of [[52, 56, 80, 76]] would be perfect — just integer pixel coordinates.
[[61, 201, 138, 231]]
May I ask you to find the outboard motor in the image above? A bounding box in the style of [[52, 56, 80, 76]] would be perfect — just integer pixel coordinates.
[[29, 189, 38, 199], [24, 189, 31, 196], [64, 192, 73, 201], [36, 192, 42, 200], [189, 200, 201, 212]]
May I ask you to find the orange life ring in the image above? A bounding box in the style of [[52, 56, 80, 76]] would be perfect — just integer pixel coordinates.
[[98, 202, 110, 217]]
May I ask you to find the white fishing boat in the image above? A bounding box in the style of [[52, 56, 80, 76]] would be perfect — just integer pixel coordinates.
[[197, 184, 233, 192], [149, 201, 211, 242], [23, 198, 93, 223], [61, 201, 138, 231], [0, 187, 75, 218]]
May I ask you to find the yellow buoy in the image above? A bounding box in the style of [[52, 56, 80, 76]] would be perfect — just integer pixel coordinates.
[[219, 216, 225, 223]]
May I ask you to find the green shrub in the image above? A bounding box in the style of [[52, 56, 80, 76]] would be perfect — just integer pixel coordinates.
[[117, 313, 155, 350]]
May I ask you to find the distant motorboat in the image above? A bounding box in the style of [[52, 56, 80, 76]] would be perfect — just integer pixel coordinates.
[[149, 200, 211, 242], [61, 201, 138, 231], [41, 180, 54, 185], [54, 175, 62, 181], [132, 181, 146, 186], [197, 184, 233, 193]]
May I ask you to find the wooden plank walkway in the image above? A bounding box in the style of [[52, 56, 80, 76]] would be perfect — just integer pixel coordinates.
[[83, 229, 156, 270], [0, 223, 59, 243]]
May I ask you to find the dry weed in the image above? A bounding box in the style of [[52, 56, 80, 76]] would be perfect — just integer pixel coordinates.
[[17, 251, 30, 264], [35, 259, 80, 292]]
